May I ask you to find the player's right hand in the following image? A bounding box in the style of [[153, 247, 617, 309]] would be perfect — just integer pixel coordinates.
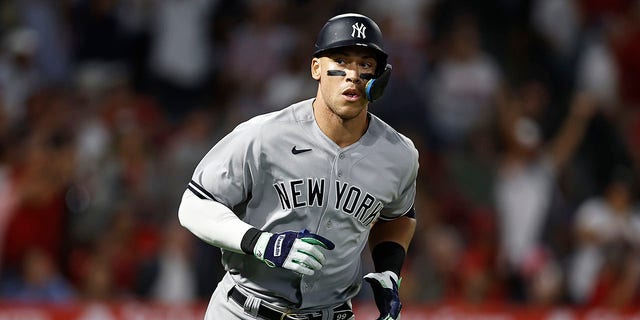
[[253, 229, 335, 275]]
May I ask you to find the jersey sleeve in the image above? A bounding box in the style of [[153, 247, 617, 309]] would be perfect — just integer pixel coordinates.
[[188, 121, 262, 209], [379, 143, 419, 221]]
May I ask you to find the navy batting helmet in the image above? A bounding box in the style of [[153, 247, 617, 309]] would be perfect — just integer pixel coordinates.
[[313, 13, 388, 75]]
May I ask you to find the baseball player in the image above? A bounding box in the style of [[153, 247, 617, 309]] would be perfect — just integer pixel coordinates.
[[178, 13, 418, 320]]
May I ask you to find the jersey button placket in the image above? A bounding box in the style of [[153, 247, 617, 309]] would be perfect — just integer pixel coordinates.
[[336, 152, 346, 178]]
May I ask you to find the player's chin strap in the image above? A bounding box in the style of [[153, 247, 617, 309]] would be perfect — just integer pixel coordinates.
[[364, 64, 392, 102]]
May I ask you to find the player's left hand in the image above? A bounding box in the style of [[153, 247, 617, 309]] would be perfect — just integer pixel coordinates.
[[364, 270, 402, 320]]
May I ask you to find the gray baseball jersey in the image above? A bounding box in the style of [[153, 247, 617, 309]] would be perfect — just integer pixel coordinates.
[[188, 98, 418, 309]]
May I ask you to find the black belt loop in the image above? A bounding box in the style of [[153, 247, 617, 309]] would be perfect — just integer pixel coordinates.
[[228, 287, 352, 320]]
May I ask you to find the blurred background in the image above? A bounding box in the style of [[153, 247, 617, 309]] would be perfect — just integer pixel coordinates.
[[0, 0, 639, 318]]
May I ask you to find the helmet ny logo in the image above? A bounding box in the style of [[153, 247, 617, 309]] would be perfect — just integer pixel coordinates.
[[351, 22, 366, 39]]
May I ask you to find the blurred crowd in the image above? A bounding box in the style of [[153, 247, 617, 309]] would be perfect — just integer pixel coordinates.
[[0, 0, 640, 310]]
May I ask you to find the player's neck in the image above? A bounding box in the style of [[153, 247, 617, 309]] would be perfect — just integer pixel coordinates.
[[312, 100, 369, 148]]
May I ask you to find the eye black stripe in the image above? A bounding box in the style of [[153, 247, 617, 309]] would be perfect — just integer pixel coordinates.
[[360, 73, 375, 80], [327, 70, 346, 76]]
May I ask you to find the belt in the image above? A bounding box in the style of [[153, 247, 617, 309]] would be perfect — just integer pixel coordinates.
[[229, 286, 353, 320]]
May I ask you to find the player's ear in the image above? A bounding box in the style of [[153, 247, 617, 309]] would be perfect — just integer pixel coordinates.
[[311, 58, 321, 80]]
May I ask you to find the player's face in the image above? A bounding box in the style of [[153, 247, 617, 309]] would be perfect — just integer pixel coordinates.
[[311, 47, 378, 120]]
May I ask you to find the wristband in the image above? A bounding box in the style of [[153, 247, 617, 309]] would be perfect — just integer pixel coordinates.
[[371, 241, 405, 277], [240, 227, 263, 254]]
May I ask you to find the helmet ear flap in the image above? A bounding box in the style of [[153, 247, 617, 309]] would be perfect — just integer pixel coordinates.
[[365, 64, 392, 102]]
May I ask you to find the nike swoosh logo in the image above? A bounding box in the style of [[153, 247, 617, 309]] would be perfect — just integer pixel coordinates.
[[291, 146, 312, 154]]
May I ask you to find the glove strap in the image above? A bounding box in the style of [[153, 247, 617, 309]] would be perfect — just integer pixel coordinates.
[[252, 232, 273, 263]]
